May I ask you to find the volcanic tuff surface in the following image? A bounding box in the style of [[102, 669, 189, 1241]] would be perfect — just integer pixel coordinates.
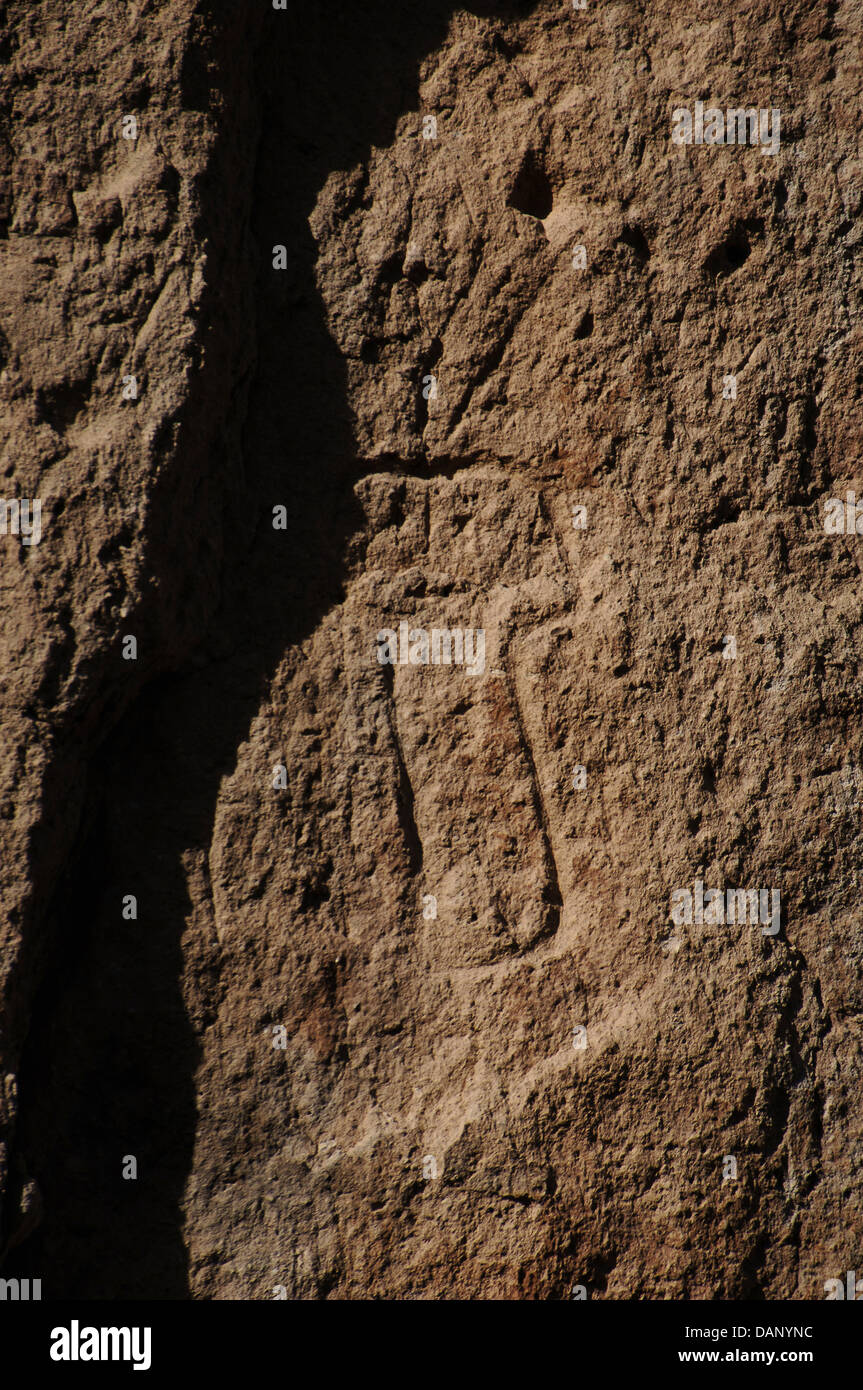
[[1, 0, 862, 1298]]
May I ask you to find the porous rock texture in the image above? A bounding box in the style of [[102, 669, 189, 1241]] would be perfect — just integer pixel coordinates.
[[1, 0, 862, 1299]]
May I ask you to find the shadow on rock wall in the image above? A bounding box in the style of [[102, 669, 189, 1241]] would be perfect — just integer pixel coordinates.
[[4, 0, 537, 1300]]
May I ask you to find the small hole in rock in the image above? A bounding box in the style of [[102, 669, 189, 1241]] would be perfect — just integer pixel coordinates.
[[377, 253, 403, 286], [508, 152, 553, 220], [620, 224, 650, 261], [704, 234, 750, 278]]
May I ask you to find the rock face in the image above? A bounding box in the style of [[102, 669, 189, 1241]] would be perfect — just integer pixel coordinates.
[[1, 0, 862, 1299]]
